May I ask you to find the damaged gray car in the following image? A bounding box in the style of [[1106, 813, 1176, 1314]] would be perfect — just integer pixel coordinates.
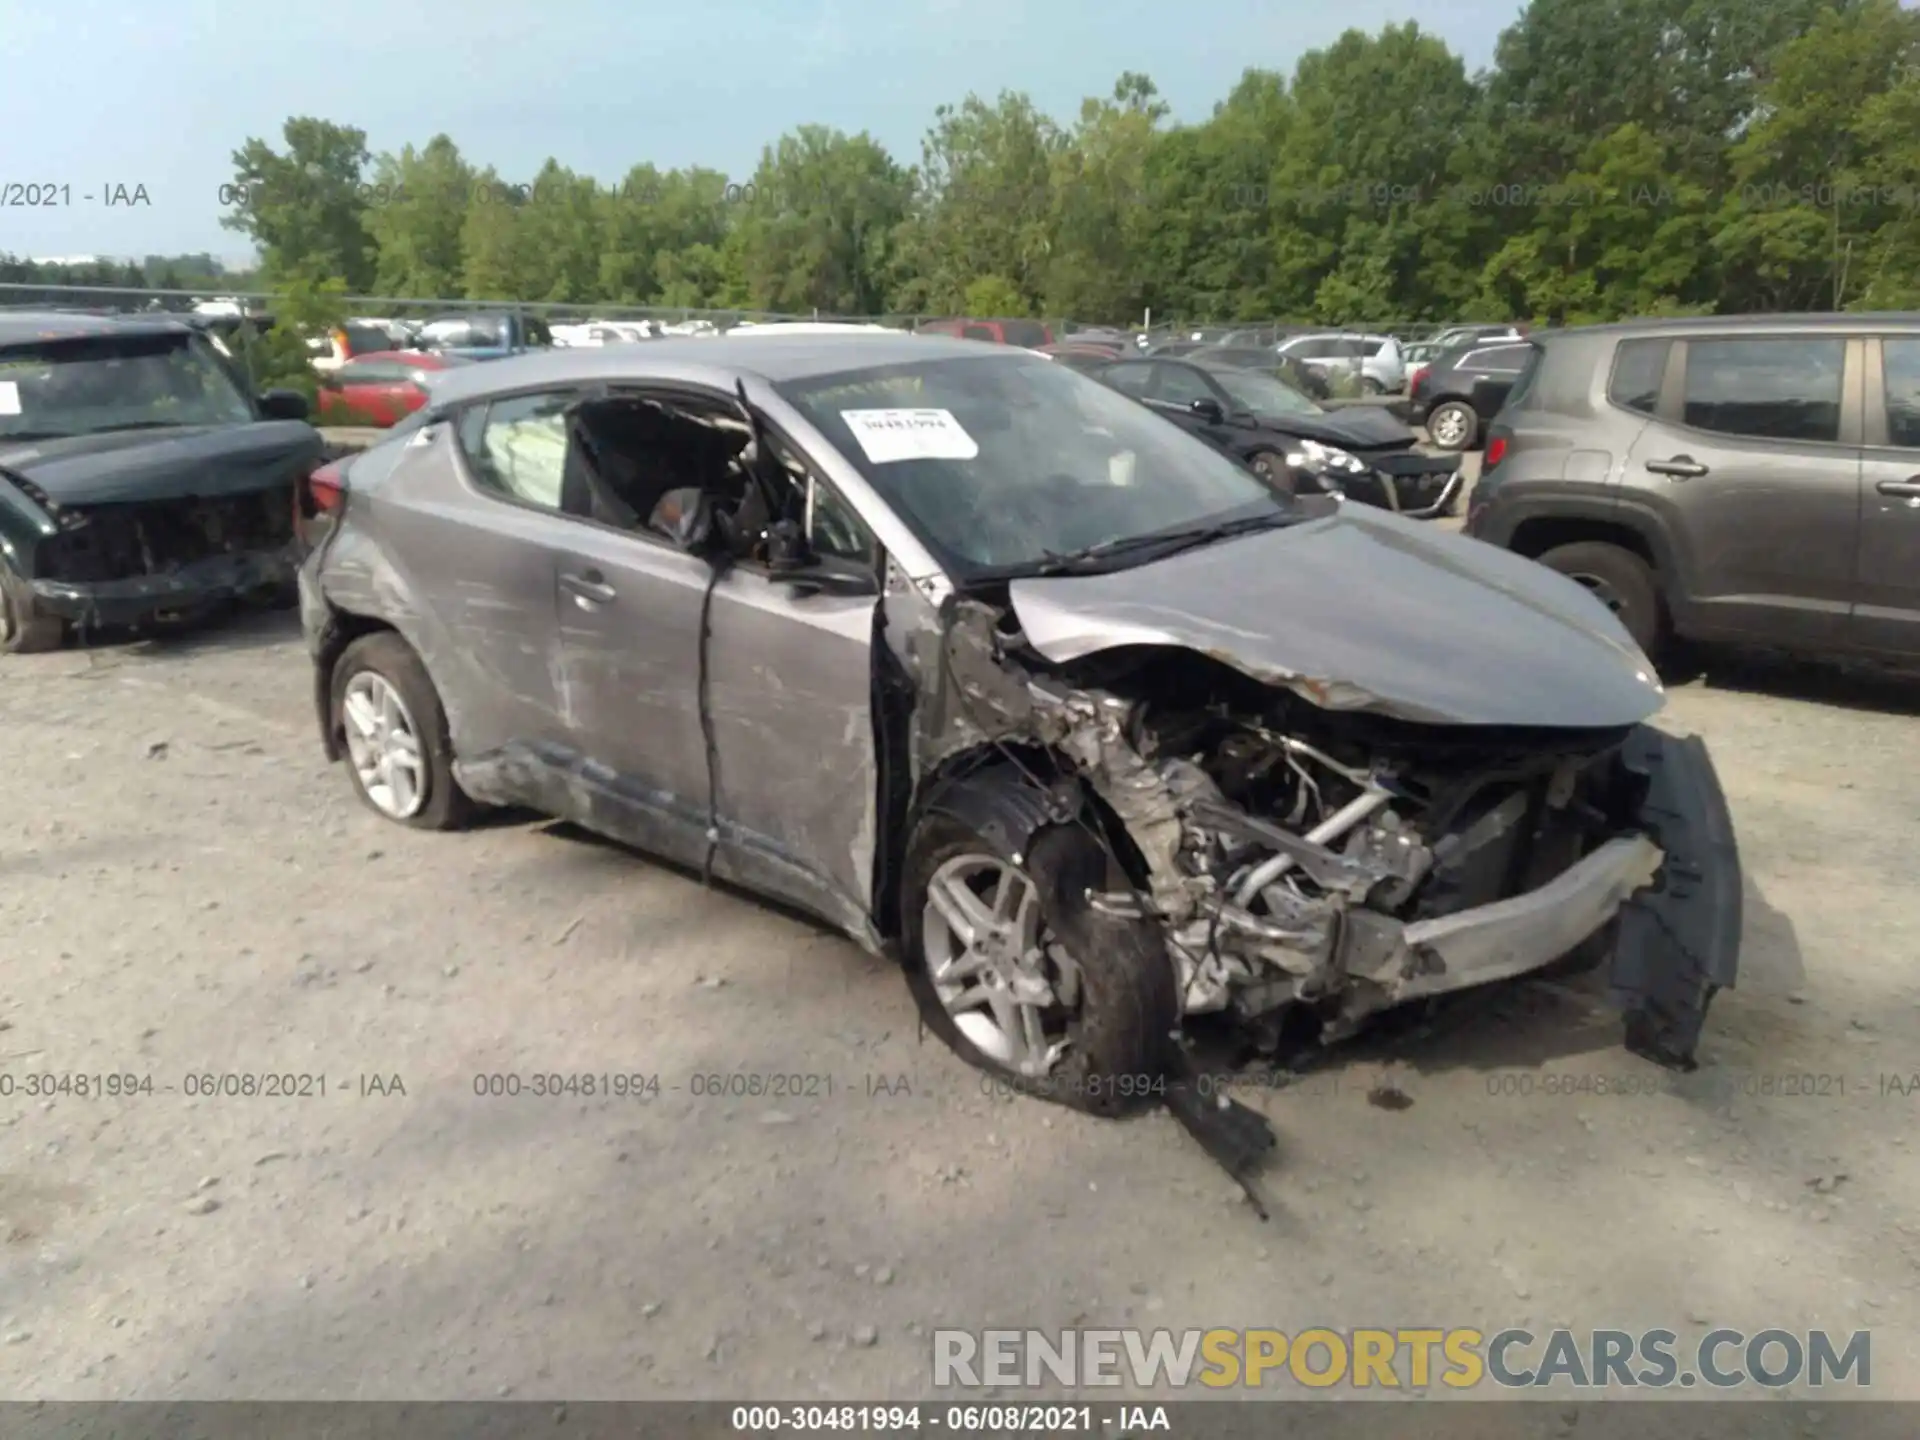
[[299, 334, 1742, 1161]]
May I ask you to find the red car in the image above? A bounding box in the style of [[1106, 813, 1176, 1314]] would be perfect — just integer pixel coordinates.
[[915, 317, 1054, 347], [315, 350, 469, 426]]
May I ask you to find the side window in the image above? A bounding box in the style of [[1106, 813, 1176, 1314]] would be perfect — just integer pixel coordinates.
[[1607, 339, 1669, 415], [806, 475, 877, 565], [1682, 338, 1844, 443], [1100, 363, 1156, 399], [962, 324, 996, 341], [1151, 364, 1219, 406], [1477, 345, 1531, 374], [1884, 339, 1920, 448], [457, 391, 573, 509]]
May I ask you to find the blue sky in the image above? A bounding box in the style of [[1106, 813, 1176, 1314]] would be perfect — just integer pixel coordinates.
[[2, 0, 1523, 265]]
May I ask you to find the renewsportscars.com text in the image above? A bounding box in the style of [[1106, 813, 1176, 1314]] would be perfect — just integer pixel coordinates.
[[932, 1327, 1871, 1390]]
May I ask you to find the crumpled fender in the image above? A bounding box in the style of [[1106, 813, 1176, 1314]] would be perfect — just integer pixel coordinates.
[[914, 760, 1075, 868]]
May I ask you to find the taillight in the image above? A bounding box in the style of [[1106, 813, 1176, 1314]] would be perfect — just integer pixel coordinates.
[[1408, 365, 1429, 395], [331, 327, 350, 357], [299, 459, 348, 523], [1484, 436, 1509, 469]]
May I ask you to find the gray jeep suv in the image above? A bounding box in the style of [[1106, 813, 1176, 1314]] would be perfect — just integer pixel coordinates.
[[1466, 315, 1920, 664]]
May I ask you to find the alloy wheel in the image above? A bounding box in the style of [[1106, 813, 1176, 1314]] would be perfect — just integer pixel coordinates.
[[1431, 407, 1471, 447], [922, 854, 1082, 1078], [341, 671, 427, 819]]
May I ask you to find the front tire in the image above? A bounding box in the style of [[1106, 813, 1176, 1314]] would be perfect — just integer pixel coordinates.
[[1538, 541, 1665, 659], [330, 631, 476, 830], [901, 773, 1179, 1117], [1427, 400, 1478, 451], [0, 571, 64, 654]]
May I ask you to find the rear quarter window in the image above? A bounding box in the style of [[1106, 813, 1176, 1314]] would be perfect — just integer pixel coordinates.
[[1607, 338, 1670, 415], [1501, 344, 1545, 410]]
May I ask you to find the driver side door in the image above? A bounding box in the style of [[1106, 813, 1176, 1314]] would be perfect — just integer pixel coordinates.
[[702, 449, 883, 936], [548, 393, 884, 938]]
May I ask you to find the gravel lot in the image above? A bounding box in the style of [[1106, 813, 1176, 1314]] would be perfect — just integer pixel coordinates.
[[3, 479, 1918, 1404]]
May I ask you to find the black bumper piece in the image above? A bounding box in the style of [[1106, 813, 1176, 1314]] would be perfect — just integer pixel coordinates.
[[29, 543, 300, 627], [1607, 727, 1744, 1070]]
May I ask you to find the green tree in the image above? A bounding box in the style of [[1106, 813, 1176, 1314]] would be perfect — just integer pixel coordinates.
[[1041, 73, 1167, 320], [598, 165, 732, 304], [224, 118, 378, 290], [731, 126, 913, 313], [961, 275, 1028, 316], [894, 92, 1062, 313], [366, 135, 476, 297], [1134, 69, 1293, 323], [225, 273, 348, 399], [1715, 0, 1920, 310]]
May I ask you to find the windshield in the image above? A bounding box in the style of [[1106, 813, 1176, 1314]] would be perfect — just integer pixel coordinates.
[[1208, 366, 1323, 418], [0, 331, 256, 441], [778, 353, 1289, 576]]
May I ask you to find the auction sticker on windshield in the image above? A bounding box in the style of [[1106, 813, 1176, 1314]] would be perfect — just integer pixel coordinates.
[[0, 381, 20, 416], [841, 408, 979, 463]]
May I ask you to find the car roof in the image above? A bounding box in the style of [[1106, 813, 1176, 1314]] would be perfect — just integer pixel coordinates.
[[0, 310, 192, 346], [420, 331, 1012, 409], [1536, 311, 1920, 342]]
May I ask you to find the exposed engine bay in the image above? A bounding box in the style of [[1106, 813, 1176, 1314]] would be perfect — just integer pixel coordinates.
[[925, 596, 1727, 1075], [34, 486, 296, 583]]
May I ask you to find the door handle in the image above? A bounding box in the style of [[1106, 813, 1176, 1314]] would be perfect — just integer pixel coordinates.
[[1875, 478, 1920, 499], [1646, 457, 1709, 479], [560, 570, 617, 604]]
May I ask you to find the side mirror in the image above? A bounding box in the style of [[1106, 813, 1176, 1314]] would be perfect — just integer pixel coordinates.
[[1189, 397, 1225, 425], [259, 388, 310, 420], [651, 486, 718, 554]]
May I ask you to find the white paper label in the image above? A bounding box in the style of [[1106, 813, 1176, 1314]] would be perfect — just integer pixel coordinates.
[[840, 408, 978, 463], [0, 382, 20, 416]]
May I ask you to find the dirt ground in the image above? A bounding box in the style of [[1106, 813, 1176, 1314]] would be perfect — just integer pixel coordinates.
[[3, 503, 1919, 1404]]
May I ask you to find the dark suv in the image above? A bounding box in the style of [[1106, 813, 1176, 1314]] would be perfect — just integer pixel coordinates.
[[1465, 315, 1920, 664], [1405, 340, 1535, 451]]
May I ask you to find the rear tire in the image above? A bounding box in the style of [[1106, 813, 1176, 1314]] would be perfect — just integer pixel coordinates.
[[329, 631, 477, 830], [901, 774, 1179, 1117], [1427, 400, 1478, 451], [0, 571, 64, 654], [1538, 541, 1664, 659]]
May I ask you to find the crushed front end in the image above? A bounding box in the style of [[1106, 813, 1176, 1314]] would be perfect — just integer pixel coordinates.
[[935, 603, 1741, 1070], [24, 484, 300, 627]]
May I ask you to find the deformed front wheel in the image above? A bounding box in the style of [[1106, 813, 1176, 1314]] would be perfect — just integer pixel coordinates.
[[901, 767, 1179, 1116]]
